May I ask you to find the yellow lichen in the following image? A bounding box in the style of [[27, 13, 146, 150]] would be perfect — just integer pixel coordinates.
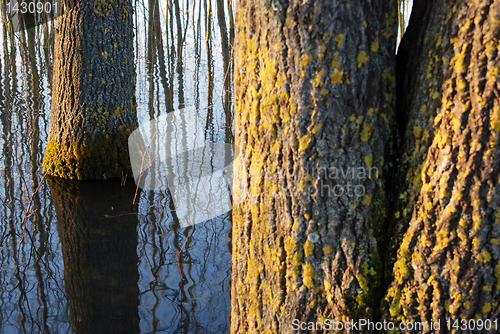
[[371, 37, 379, 52], [360, 123, 372, 141], [413, 126, 422, 138], [312, 123, 322, 134], [331, 52, 341, 68], [298, 135, 311, 151], [357, 51, 368, 68], [334, 33, 344, 47], [482, 303, 491, 313], [302, 264, 316, 289], [330, 69, 343, 84], [364, 154, 373, 168], [94, 0, 114, 16], [362, 194, 371, 206], [478, 251, 491, 263], [300, 54, 313, 67], [491, 105, 500, 132], [304, 240, 315, 257]]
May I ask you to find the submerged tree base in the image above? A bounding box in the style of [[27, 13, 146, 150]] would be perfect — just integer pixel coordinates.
[[43, 125, 133, 180]]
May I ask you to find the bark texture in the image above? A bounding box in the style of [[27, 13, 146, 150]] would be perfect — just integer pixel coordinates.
[[387, 0, 500, 331], [231, 0, 397, 332], [49, 177, 140, 333], [43, 0, 136, 179]]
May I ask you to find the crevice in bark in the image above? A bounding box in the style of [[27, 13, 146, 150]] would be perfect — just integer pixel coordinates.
[[396, 0, 432, 141], [385, 0, 435, 263], [379, 0, 434, 314]]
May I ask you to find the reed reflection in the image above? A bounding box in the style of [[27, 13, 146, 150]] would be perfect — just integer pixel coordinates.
[[48, 178, 140, 334]]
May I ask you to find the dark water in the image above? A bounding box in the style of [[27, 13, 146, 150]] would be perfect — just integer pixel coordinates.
[[0, 0, 234, 332]]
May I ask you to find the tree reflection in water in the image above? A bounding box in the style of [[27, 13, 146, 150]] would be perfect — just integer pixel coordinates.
[[49, 178, 140, 334]]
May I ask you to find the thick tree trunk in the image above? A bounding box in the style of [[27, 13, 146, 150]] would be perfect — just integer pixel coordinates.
[[387, 0, 500, 331], [231, 0, 397, 332], [43, 0, 136, 179]]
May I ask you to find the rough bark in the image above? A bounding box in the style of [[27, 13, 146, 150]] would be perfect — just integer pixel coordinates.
[[49, 177, 140, 333], [386, 0, 500, 331], [231, 0, 397, 332], [43, 0, 136, 179]]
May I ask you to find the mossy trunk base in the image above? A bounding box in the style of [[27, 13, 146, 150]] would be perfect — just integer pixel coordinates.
[[43, 125, 133, 180]]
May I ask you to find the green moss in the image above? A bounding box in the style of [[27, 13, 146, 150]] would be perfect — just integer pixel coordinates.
[[43, 125, 133, 180]]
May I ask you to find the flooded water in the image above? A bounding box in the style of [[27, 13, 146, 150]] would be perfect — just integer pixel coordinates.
[[0, 0, 234, 332]]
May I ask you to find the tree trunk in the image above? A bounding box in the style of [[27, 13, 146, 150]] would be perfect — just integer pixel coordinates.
[[387, 0, 500, 331], [43, 0, 136, 179], [231, 0, 397, 332]]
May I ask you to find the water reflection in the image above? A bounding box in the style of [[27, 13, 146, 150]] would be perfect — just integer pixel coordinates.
[[48, 178, 140, 334], [128, 108, 245, 228], [0, 0, 234, 331]]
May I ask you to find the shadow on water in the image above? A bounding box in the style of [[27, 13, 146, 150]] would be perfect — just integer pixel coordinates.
[[48, 177, 141, 334]]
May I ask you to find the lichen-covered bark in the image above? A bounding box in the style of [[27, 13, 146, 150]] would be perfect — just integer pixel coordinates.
[[231, 0, 397, 332], [387, 0, 500, 331], [49, 177, 140, 333], [43, 0, 136, 179]]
